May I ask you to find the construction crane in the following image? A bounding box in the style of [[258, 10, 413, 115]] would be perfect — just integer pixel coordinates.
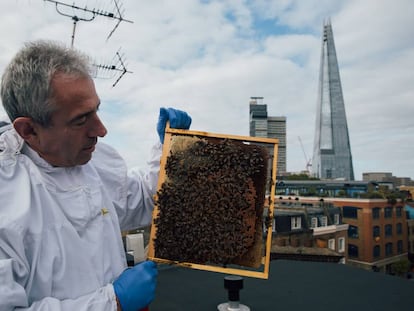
[[298, 136, 312, 174]]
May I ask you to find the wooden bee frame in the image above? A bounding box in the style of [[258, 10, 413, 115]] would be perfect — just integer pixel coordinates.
[[148, 124, 278, 279]]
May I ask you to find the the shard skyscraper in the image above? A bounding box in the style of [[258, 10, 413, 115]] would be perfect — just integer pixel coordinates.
[[312, 20, 354, 180]]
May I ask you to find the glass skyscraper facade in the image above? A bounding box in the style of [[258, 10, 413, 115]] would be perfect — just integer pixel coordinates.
[[312, 20, 354, 180]]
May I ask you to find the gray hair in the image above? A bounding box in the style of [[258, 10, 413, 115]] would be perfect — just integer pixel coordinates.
[[1, 40, 93, 127]]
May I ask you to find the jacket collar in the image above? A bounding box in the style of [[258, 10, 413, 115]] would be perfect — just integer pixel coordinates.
[[0, 128, 24, 157]]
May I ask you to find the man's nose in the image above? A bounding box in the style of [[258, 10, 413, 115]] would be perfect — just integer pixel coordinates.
[[89, 114, 107, 137]]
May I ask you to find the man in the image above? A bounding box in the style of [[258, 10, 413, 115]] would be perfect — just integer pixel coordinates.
[[0, 40, 191, 311]]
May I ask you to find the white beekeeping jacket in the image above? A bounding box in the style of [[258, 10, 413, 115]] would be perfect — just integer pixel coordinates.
[[0, 129, 161, 311]]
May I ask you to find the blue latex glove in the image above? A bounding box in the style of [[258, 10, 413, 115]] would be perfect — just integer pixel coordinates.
[[113, 261, 158, 311], [156, 107, 192, 143]]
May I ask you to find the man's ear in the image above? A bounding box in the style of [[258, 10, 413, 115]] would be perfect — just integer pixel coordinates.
[[13, 117, 39, 146]]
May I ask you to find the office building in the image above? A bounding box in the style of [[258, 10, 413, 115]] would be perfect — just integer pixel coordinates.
[[363, 172, 414, 187], [249, 97, 286, 175], [312, 20, 354, 180]]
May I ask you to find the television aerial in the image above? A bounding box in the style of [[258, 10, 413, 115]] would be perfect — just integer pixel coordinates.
[[44, 0, 134, 87], [93, 48, 133, 87], [44, 0, 133, 47]]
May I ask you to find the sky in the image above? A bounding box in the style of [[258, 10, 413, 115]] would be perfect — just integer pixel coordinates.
[[0, 0, 413, 180]]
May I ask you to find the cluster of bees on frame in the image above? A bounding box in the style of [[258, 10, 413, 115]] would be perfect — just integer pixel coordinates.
[[154, 136, 268, 267]]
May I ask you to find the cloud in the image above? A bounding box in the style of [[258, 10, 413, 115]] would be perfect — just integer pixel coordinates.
[[1, 0, 413, 181]]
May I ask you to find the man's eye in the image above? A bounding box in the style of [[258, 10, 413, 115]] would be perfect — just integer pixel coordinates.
[[73, 116, 87, 125]]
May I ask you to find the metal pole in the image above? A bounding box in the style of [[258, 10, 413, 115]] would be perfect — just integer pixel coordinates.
[[71, 16, 79, 47]]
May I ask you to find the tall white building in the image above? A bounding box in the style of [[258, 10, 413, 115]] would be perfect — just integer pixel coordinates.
[[249, 97, 286, 175]]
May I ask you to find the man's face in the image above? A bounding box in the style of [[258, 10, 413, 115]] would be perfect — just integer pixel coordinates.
[[33, 74, 107, 167]]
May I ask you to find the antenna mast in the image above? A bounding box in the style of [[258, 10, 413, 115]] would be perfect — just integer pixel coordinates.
[[93, 49, 133, 87], [44, 0, 133, 47], [44, 0, 134, 86]]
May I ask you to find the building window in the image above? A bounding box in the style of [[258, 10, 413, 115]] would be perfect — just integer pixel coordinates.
[[291, 216, 302, 230], [348, 244, 359, 258], [326, 169, 332, 179], [397, 240, 403, 254], [396, 206, 402, 217], [385, 243, 393, 256], [338, 237, 345, 252], [384, 207, 393, 218], [334, 214, 340, 225], [310, 217, 318, 228], [373, 226, 380, 238], [385, 224, 392, 237], [372, 207, 380, 219], [328, 239, 335, 250], [343, 206, 358, 219], [348, 225, 359, 239], [321, 216, 328, 227], [396, 223, 402, 235], [373, 245, 380, 258]]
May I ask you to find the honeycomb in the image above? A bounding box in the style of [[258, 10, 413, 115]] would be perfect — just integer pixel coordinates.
[[154, 136, 268, 268]]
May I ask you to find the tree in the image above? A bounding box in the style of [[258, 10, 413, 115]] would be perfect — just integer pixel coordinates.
[[391, 258, 411, 277], [285, 174, 319, 181], [337, 190, 347, 197]]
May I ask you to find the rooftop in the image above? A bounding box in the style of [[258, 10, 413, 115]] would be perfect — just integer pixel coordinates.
[[151, 259, 414, 311]]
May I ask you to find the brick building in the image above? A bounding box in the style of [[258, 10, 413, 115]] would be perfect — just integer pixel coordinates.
[[333, 198, 408, 272], [284, 197, 409, 272]]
